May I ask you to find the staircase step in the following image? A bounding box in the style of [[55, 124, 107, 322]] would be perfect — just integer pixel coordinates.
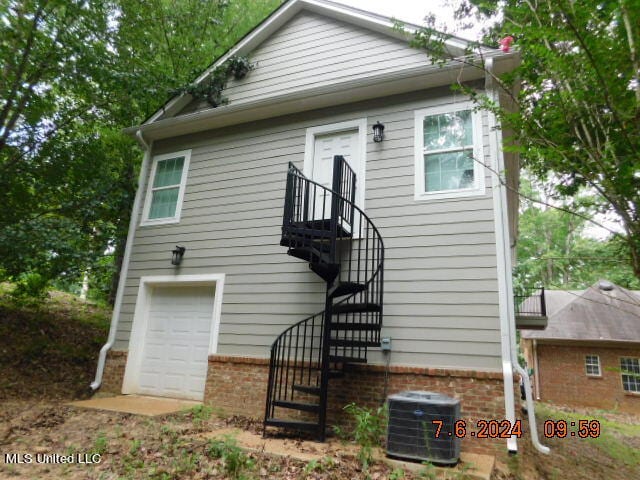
[[272, 400, 320, 413], [329, 282, 367, 299], [329, 355, 367, 364], [288, 247, 331, 264], [290, 220, 353, 238], [264, 418, 319, 433], [280, 236, 331, 251], [332, 303, 381, 314], [330, 323, 381, 331], [292, 384, 321, 395], [329, 338, 377, 348], [309, 262, 339, 282]]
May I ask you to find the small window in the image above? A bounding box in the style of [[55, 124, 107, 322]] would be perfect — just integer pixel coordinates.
[[620, 357, 640, 393], [414, 103, 485, 201], [585, 355, 601, 376], [141, 150, 191, 226]]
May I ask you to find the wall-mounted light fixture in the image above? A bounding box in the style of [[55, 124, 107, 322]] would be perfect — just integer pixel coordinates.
[[373, 121, 385, 142], [171, 246, 186, 266]]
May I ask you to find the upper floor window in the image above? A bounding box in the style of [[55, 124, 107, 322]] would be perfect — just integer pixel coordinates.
[[585, 355, 601, 376], [620, 357, 640, 393], [414, 103, 485, 201], [141, 150, 191, 226]]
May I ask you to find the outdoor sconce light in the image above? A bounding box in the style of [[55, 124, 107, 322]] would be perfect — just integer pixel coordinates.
[[373, 121, 385, 142], [171, 246, 186, 266]]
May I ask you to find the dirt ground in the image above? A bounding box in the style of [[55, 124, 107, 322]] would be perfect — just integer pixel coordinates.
[[1, 293, 640, 479]]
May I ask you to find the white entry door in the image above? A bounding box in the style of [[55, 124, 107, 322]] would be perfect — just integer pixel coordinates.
[[311, 129, 361, 218], [137, 286, 215, 400]]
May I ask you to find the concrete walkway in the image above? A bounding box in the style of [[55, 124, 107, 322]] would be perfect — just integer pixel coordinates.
[[68, 394, 200, 416]]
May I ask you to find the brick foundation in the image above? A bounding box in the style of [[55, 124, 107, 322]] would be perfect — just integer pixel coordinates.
[[100, 350, 127, 394], [205, 355, 508, 456], [527, 343, 640, 414]]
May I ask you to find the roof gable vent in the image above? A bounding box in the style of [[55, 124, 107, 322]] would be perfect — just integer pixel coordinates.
[[598, 280, 614, 291]]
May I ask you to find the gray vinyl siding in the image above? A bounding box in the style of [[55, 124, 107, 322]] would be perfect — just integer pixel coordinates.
[[177, 11, 430, 116], [118, 88, 502, 371]]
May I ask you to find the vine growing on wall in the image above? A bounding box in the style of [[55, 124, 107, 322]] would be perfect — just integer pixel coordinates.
[[173, 56, 255, 107]]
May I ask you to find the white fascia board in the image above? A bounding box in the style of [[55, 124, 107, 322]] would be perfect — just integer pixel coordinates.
[[144, 0, 502, 125], [126, 54, 510, 141]]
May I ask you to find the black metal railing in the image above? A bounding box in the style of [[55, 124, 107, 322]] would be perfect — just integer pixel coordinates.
[[264, 311, 324, 421], [514, 286, 546, 317], [266, 156, 384, 439]]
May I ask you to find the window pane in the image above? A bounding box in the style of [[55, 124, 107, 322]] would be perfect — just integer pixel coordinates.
[[620, 358, 640, 392], [153, 157, 185, 188], [423, 110, 472, 150], [149, 187, 179, 219], [585, 355, 600, 376], [424, 149, 475, 192]]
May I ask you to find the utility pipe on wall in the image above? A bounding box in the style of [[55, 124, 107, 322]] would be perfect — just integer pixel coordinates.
[[486, 57, 549, 455], [91, 130, 152, 391]]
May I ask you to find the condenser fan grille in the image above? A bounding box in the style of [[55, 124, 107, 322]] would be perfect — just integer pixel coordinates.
[[386, 391, 461, 464]]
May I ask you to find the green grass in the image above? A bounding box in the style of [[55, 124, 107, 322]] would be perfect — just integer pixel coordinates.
[[537, 403, 640, 466]]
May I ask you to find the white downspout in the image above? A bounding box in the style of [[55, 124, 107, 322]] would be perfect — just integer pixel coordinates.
[[91, 130, 152, 391], [486, 58, 550, 455], [533, 339, 541, 400]]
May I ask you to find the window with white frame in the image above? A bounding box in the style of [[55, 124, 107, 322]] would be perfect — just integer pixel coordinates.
[[141, 150, 191, 225], [414, 104, 484, 200], [620, 357, 640, 393], [585, 355, 601, 376]]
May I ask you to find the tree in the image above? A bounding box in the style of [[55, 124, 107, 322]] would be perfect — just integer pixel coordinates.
[[515, 177, 640, 289], [412, 0, 640, 280], [0, 0, 281, 301]]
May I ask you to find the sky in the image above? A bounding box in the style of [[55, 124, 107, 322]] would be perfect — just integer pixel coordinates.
[[331, 0, 488, 40]]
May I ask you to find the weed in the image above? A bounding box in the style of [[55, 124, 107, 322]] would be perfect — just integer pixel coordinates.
[[342, 402, 387, 471], [90, 431, 108, 456], [418, 462, 438, 479], [507, 454, 522, 480], [304, 456, 335, 474], [129, 438, 142, 455], [65, 444, 79, 456], [206, 435, 254, 479], [187, 404, 214, 426], [389, 467, 406, 479]]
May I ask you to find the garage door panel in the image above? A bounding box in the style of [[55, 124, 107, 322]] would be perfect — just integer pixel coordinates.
[[137, 285, 216, 400]]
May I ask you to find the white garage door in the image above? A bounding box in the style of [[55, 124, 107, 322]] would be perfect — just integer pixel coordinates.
[[137, 285, 215, 400]]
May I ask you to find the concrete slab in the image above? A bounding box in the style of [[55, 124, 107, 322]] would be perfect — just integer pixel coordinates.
[[200, 428, 494, 480], [68, 394, 201, 416]]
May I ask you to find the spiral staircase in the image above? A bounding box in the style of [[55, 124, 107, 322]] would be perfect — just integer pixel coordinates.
[[264, 156, 384, 441]]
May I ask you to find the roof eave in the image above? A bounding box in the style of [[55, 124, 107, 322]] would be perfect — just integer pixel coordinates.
[[124, 52, 516, 140]]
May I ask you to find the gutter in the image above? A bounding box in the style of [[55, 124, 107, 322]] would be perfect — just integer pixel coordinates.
[[90, 130, 152, 391], [486, 58, 549, 455], [127, 50, 519, 141]]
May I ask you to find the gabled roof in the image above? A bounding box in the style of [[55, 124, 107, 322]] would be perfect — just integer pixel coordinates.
[[522, 281, 640, 343], [128, 0, 518, 140]]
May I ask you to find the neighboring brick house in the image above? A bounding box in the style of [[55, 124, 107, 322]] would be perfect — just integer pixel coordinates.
[[521, 281, 640, 414]]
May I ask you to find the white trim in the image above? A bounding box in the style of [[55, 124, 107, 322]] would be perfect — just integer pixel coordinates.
[[91, 132, 153, 391], [303, 118, 367, 210], [585, 354, 602, 377], [413, 102, 486, 201], [140, 150, 191, 226], [486, 58, 549, 455], [122, 273, 226, 399]]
